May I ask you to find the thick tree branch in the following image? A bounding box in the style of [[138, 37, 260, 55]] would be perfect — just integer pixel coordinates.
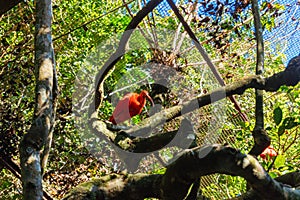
[[62, 173, 162, 200], [161, 145, 300, 200], [90, 112, 193, 153], [63, 145, 300, 199], [235, 172, 300, 199], [249, 0, 268, 157], [19, 0, 57, 199]]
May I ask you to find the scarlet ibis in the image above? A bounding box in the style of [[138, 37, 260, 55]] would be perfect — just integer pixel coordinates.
[[109, 90, 154, 125]]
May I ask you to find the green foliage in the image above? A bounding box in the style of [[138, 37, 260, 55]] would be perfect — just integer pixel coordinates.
[[0, 169, 22, 199], [260, 84, 300, 176], [273, 107, 283, 125], [98, 100, 114, 121], [274, 154, 286, 169]]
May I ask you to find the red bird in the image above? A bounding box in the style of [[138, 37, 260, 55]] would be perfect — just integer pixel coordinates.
[[260, 145, 277, 160], [109, 90, 154, 125]]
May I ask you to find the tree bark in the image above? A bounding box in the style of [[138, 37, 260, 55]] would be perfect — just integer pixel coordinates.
[[0, 0, 22, 16], [19, 0, 57, 199], [249, 0, 268, 158]]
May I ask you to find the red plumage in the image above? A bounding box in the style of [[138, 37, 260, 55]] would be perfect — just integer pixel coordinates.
[[109, 90, 154, 125]]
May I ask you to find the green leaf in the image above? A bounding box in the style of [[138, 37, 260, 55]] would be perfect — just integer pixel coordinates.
[[274, 155, 285, 169], [273, 107, 283, 125], [277, 125, 285, 136], [283, 117, 298, 129], [287, 121, 299, 129], [268, 171, 277, 178]]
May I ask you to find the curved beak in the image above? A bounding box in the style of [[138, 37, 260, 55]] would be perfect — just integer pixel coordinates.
[[146, 94, 154, 107]]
